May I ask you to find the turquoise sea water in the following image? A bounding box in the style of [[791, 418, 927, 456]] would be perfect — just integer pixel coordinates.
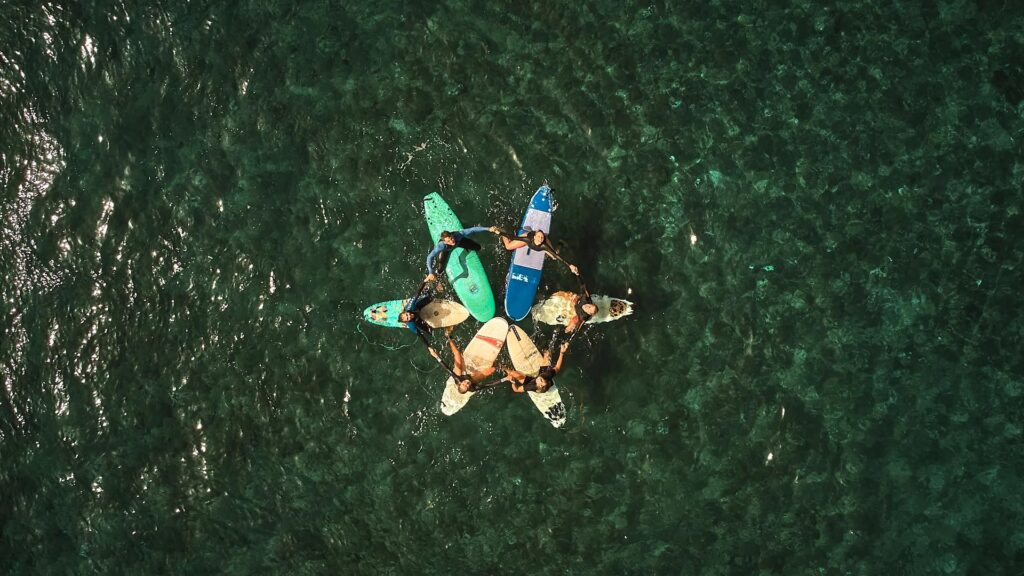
[[3, 1, 1024, 574]]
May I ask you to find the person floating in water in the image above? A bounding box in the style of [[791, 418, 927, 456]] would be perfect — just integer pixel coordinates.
[[499, 227, 580, 276], [424, 226, 503, 285], [429, 331, 498, 394], [501, 342, 570, 394]]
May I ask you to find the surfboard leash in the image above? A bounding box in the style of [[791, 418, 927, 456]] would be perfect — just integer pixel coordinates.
[[355, 323, 418, 351]]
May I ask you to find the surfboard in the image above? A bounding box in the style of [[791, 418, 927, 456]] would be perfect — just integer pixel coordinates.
[[423, 193, 496, 322], [362, 298, 470, 328], [440, 317, 508, 415], [505, 324, 567, 428], [531, 293, 634, 326], [504, 185, 554, 321]]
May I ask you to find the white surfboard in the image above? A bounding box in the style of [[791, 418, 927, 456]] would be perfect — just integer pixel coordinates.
[[440, 317, 508, 416], [505, 325, 566, 427], [531, 293, 634, 326]]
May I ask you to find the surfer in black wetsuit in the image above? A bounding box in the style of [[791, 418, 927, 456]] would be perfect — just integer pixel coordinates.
[[398, 291, 433, 335], [499, 228, 580, 276], [428, 333, 498, 394], [564, 278, 598, 334], [424, 226, 503, 286], [500, 342, 569, 394]]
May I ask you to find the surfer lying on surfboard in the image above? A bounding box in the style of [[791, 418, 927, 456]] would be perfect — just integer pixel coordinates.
[[424, 226, 503, 284], [563, 278, 598, 334], [498, 228, 580, 276], [429, 333, 498, 394], [500, 342, 570, 393], [398, 291, 434, 335]]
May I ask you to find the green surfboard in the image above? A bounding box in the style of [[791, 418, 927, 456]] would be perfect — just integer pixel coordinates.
[[423, 193, 495, 322]]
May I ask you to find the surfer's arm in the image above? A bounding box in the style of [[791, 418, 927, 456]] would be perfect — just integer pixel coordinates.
[[576, 278, 591, 300], [502, 368, 526, 391], [447, 338, 464, 374], [553, 344, 568, 372], [459, 226, 490, 236], [425, 243, 445, 276], [541, 241, 579, 275], [501, 236, 528, 251]]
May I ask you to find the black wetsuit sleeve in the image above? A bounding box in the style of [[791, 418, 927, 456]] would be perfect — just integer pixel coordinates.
[[573, 274, 590, 296], [414, 317, 432, 334], [540, 239, 562, 259]]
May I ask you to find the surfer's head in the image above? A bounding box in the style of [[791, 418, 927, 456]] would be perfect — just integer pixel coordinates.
[[534, 376, 550, 392], [582, 303, 598, 316], [457, 378, 473, 394], [440, 231, 457, 246], [398, 311, 415, 323], [532, 230, 546, 244]]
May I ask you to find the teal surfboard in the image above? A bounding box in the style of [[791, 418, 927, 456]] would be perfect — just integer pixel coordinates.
[[423, 193, 495, 322]]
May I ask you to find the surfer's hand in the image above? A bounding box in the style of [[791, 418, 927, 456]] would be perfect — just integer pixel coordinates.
[[425, 273, 436, 282], [560, 342, 570, 353], [436, 283, 445, 293], [569, 264, 579, 275], [489, 226, 500, 234], [429, 348, 440, 360]]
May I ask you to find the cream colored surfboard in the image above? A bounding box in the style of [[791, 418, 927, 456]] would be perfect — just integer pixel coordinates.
[[440, 317, 508, 416], [420, 300, 470, 328], [505, 325, 566, 428], [531, 293, 634, 326]]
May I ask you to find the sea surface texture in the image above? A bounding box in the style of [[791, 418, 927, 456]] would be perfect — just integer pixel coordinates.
[[3, 1, 1023, 574]]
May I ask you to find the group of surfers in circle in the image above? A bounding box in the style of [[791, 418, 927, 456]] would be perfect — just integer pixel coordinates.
[[397, 197, 598, 399]]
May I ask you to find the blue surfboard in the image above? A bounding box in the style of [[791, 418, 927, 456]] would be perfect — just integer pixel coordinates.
[[504, 185, 554, 320]]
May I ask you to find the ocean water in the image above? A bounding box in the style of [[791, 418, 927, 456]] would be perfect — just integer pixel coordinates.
[[2, 1, 1023, 574]]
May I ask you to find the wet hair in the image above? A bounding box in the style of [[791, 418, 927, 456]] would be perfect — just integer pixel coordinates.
[[398, 311, 414, 322], [440, 231, 454, 240]]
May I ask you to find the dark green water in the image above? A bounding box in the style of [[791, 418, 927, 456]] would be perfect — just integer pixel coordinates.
[[3, 1, 1024, 574]]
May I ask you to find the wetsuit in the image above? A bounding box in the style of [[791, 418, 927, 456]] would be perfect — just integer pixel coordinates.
[[520, 366, 557, 392], [404, 293, 433, 335], [425, 226, 489, 276], [574, 295, 594, 324], [513, 230, 575, 269], [574, 279, 595, 324]]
